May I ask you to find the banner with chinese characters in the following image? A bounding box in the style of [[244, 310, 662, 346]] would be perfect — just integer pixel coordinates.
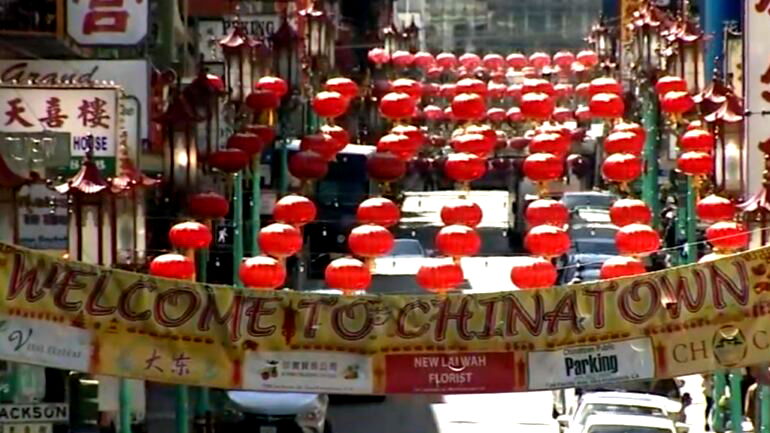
[[2, 243, 770, 394], [0, 86, 120, 175]]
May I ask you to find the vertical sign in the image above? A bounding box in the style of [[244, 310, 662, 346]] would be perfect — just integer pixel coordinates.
[[619, 0, 643, 81], [745, 1, 770, 203], [67, 0, 148, 45]]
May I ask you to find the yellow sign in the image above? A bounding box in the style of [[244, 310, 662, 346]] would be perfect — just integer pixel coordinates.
[[1, 243, 770, 394]]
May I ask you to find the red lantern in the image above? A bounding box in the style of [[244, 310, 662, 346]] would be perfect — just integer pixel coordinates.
[[312, 91, 349, 118], [506, 53, 528, 69], [680, 129, 716, 153], [529, 52, 551, 69], [436, 52, 459, 70], [487, 107, 507, 123], [255, 76, 288, 99], [529, 133, 569, 156], [320, 124, 349, 151], [441, 199, 483, 228], [357, 197, 400, 227], [377, 133, 418, 161], [611, 122, 646, 143], [507, 107, 524, 123], [610, 199, 652, 227], [391, 50, 414, 68], [439, 83, 457, 99], [289, 150, 328, 181], [510, 257, 556, 290], [414, 51, 436, 70], [325, 77, 359, 100], [245, 90, 280, 112], [655, 76, 687, 96], [660, 91, 694, 114], [506, 83, 523, 100], [616, 224, 660, 256], [706, 221, 749, 252], [150, 253, 195, 280], [300, 133, 341, 161], [416, 260, 464, 293], [380, 92, 417, 120], [368, 47, 390, 65], [600, 256, 646, 280], [575, 105, 592, 121], [602, 153, 642, 183], [259, 223, 302, 258], [444, 153, 487, 183], [483, 53, 506, 70], [696, 194, 736, 222], [456, 78, 487, 96], [274, 195, 317, 227], [589, 93, 624, 118], [451, 133, 494, 157], [240, 256, 286, 290], [325, 257, 371, 293], [169, 221, 212, 250], [391, 78, 423, 101], [436, 225, 481, 257], [522, 79, 555, 96], [459, 53, 482, 69], [349, 224, 394, 258], [391, 124, 425, 150], [521, 93, 555, 120], [604, 131, 643, 155], [525, 199, 568, 226], [677, 151, 714, 176], [208, 148, 250, 173], [451, 93, 486, 121], [523, 153, 564, 182], [424, 105, 445, 122], [588, 77, 622, 96], [244, 124, 276, 145], [575, 82, 590, 99], [552, 107, 574, 123], [576, 50, 599, 67], [367, 152, 407, 182], [189, 192, 229, 220], [553, 51, 575, 69], [524, 225, 570, 257], [228, 133, 264, 157], [554, 83, 574, 99], [487, 81, 507, 99]]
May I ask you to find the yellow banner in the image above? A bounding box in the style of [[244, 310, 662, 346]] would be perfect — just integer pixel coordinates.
[[1, 243, 770, 394]]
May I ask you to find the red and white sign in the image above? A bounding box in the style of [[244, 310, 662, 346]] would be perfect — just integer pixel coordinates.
[[67, 0, 148, 46], [745, 1, 770, 201], [384, 352, 521, 394]]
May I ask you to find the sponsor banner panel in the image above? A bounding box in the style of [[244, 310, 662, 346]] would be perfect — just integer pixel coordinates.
[[0, 315, 91, 372]]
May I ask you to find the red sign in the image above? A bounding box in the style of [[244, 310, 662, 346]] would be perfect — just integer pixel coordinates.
[[384, 352, 520, 394]]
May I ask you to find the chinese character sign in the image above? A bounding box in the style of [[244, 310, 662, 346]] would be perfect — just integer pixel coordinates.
[[0, 87, 118, 158], [67, 0, 148, 46], [745, 1, 770, 199]]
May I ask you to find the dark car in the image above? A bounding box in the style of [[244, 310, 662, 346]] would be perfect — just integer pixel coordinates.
[[562, 191, 617, 211]]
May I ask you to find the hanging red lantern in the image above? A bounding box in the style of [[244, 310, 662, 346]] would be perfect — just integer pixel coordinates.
[[246, 90, 280, 112], [208, 148, 250, 173], [510, 257, 557, 290], [368, 47, 390, 65], [380, 92, 417, 120], [482, 53, 506, 70], [424, 105, 445, 122], [575, 82, 590, 99], [300, 133, 342, 161], [610, 199, 652, 227], [525, 199, 568, 227], [520, 93, 555, 120], [677, 151, 714, 176], [377, 133, 418, 161], [487, 81, 507, 99], [416, 260, 464, 293], [616, 224, 660, 256], [169, 221, 212, 250], [506, 53, 528, 69], [391, 50, 415, 68], [552, 107, 574, 123], [507, 107, 524, 123], [325, 257, 371, 293], [320, 124, 350, 151], [451, 133, 494, 157], [589, 93, 624, 119], [436, 225, 481, 257], [245, 124, 276, 145], [529, 133, 570, 156], [312, 91, 349, 119], [487, 107, 507, 123], [289, 150, 328, 181], [696, 194, 736, 222], [451, 93, 486, 121], [274, 195, 317, 227], [325, 77, 359, 100], [523, 153, 563, 182], [529, 52, 551, 69], [240, 256, 286, 290], [611, 122, 646, 143], [456, 78, 487, 96], [227, 132, 265, 156], [357, 197, 400, 227], [604, 131, 644, 155], [680, 129, 716, 153], [553, 51, 575, 69], [522, 79, 555, 96], [439, 83, 457, 100], [459, 53, 482, 69], [349, 224, 395, 258], [391, 124, 425, 149], [588, 77, 622, 96], [367, 152, 407, 182], [436, 52, 459, 70], [150, 253, 195, 280], [600, 256, 646, 280], [576, 50, 599, 67], [255, 76, 288, 99], [441, 199, 483, 228], [391, 78, 423, 101], [524, 225, 570, 258], [414, 51, 436, 70], [660, 91, 694, 115], [259, 223, 302, 258], [602, 153, 642, 183], [706, 221, 749, 252], [444, 153, 487, 183], [506, 83, 523, 100], [189, 192, 229, 220], [655, 76, 688, 96], [554, 83, 574, 99]]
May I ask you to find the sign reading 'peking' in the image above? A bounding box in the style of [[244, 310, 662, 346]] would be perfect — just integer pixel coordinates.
[[1, 243, 770, 393]]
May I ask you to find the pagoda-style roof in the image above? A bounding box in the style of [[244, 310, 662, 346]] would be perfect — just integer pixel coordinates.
[[704, 94, 744, 124], [630, 3, 672, 30], [218, 24, 258, 52], [110, 145, 160, 194], [738, 185, 770, 215], [271, 17, 300, 48], [0, 152, 30, 189], [55, 153, 109, 195], [664, 18, 703, 44]]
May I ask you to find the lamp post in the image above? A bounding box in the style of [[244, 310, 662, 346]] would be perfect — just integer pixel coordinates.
[[272, 18, 301, 197]]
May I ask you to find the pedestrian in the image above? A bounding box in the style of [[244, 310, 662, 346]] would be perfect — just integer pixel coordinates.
[[703, 374, 714, 431], [678, 393, 692, 423]]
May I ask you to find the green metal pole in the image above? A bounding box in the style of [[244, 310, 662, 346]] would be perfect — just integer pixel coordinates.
[[194, 249, 210, 426], [176, 385, 190, 433], [279, 138, 289, 197], [118, 379, 132, 433], [729, 370, 744, 433], [250, 159, 261, 256], [761, 385, 770, 433], [641, 87, 661, 229], [685, 177, 697, 264], [233, 172, 244, 287]]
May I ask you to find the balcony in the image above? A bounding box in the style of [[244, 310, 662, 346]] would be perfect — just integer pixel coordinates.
[[0, 0, 89, 57]]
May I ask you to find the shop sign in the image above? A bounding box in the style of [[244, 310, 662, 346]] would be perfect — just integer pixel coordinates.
[[0, 315, 92, 372], [745, 2, 770, 200], [67, 0, 148, 46], [0, 404, 68, 423], [198, 15, 280, 62], [17, 184, 68, 252], [0, 87, 119, 174]]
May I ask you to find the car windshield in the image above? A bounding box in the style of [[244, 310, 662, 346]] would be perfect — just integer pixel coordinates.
[[388, 240, 425, 257], [587, 426, 671, 433], [579, 404, 666, 426], [571, 241, 619, 255], [563, 193, 616, 210]]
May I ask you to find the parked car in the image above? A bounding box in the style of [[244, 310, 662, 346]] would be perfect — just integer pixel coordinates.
[[562, 191, 617, 211], [579, 413, 683, 433], [557, 392, 683, 433], [224, 390, 331, 433]]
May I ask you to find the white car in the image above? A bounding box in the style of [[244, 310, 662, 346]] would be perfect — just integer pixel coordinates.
[[558, 392, 684, 433], [581, 413, 679, 433]]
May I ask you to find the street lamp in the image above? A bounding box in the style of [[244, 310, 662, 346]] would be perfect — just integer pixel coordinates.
[[382, 23, 400, 56], [219, 21, 258, 104], [666, 18, 704, 93], [272, 16, 301, 93], [299, 2, 330, 63]]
